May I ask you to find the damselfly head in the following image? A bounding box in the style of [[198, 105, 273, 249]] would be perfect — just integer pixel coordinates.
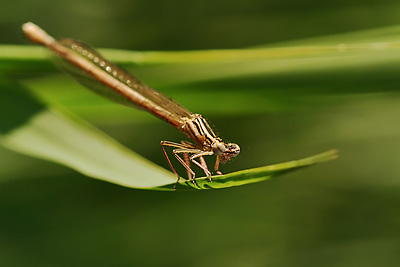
[[219, 142, 240, 163]]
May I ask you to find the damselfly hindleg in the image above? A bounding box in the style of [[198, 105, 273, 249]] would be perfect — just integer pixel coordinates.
[[160, 141, 214, 189]]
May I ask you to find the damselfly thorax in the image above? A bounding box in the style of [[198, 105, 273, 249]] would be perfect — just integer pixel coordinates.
[[22, 22, 240, 188], [161, 114, 240, 185]]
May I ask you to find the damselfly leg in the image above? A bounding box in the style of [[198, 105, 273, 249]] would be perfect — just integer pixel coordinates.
[[160, 141, 214, 189]]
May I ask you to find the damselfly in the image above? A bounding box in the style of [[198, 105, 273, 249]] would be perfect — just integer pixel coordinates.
[[22, 22, 240, 188]]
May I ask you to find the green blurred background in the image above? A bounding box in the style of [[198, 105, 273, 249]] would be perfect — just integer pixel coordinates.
[[2, 0, 400, 266]]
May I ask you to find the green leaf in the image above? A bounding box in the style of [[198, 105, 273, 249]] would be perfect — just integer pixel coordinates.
[[0, 78, 175, 188], [0, 79, 336, 190], [3, 24, 400, 83], [156, 149, 338, 191], [4, 24, 400, 125]]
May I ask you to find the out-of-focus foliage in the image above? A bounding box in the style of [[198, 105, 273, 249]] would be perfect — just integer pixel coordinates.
[[1, 0, 400, 266]]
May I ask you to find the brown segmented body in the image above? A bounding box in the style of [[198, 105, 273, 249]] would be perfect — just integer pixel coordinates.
[[22, 22, 240, 188]]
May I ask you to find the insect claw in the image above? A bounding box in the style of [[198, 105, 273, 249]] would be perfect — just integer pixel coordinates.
[[173, 178, 180, 190]]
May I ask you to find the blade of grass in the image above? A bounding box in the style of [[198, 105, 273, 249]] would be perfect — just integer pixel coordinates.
[[155, 149, 338, 191], [2, 24, 400, 79], [0, 78, 175, 188], [0, 78, 337, 190]]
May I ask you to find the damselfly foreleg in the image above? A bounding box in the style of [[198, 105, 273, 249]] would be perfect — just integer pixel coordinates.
[[214, 156, 223, 175]]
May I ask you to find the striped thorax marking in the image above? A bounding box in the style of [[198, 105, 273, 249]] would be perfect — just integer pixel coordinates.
[[183, 114, 219, 148]]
